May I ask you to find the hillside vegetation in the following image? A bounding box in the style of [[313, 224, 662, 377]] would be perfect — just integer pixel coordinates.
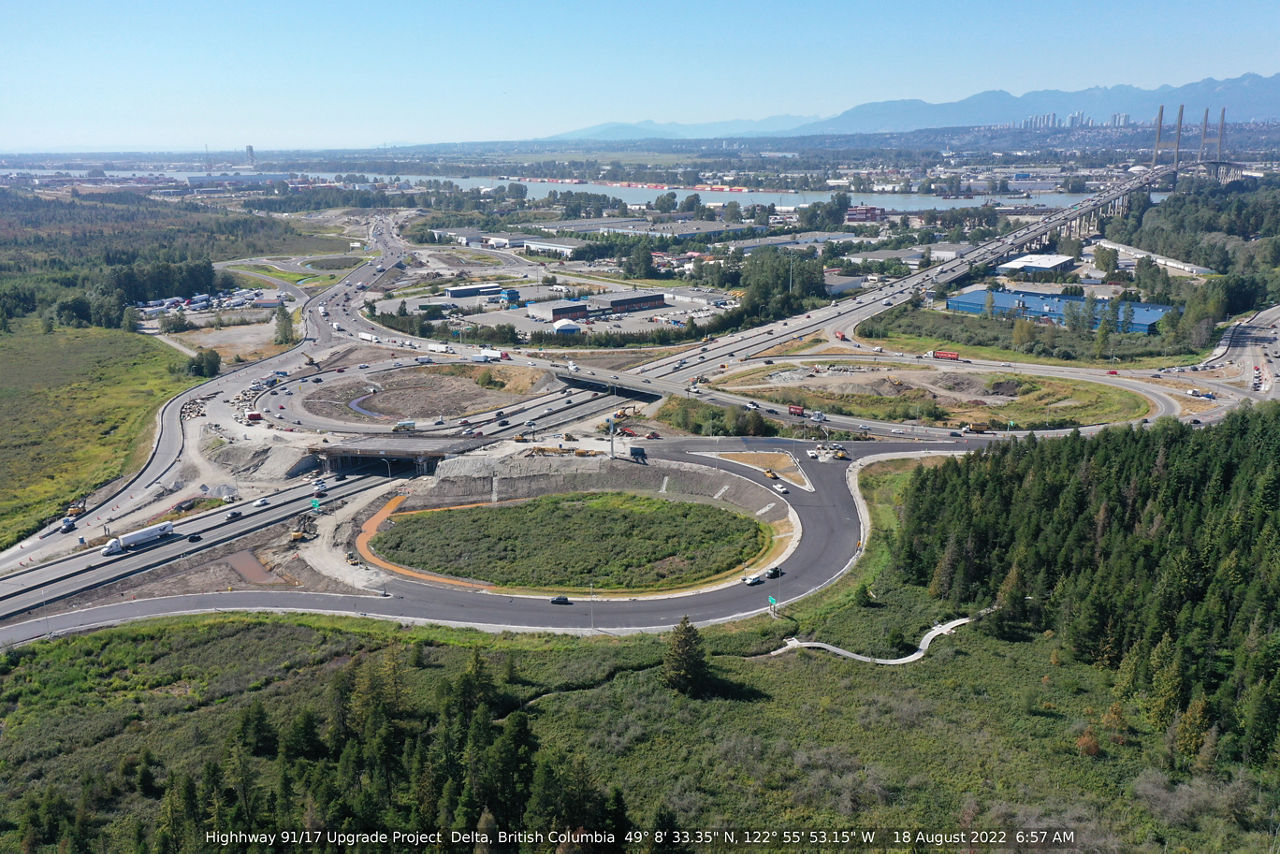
[[371, 492, 765, 589], [895, 405, 1280, 773]]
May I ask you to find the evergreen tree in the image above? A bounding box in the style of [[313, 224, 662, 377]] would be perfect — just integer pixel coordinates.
[[662, 616, 709, 695]]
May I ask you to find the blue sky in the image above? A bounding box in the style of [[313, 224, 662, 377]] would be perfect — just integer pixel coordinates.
[[2, 0, 1278, 153]]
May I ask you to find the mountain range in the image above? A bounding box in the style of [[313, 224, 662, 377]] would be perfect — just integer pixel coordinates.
[[548, 72, 1280, 140]]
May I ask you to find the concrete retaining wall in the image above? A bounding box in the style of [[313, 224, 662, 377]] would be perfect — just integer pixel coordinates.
[[399, 456, 790, 525]]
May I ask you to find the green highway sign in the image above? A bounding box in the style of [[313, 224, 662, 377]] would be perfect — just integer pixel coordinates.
[[311, 499, 320, 509], [768, 596, 777, 605]]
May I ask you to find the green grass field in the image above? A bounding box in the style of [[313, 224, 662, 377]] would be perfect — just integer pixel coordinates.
[[0, 321, 198, 550], [227, 264, 314, 285], [371, 492, 766, 590], [0, 459, 1269, 850], [724, 369, 1151, 428]]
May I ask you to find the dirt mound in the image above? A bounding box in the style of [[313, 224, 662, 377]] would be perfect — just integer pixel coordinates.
[[302, 364, 551, 422], [986, 379, 1022, 396], [208, 440, 312, 480]]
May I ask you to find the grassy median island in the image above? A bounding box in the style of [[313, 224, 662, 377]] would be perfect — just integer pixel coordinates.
[[371, 492, 767, 590], [0, 321, 198, 550]]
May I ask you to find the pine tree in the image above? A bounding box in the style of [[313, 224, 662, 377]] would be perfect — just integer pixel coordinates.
[[1176, 695, 1211, 758], [662, 616, 709, 695]]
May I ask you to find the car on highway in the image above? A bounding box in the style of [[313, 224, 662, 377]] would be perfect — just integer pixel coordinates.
[[890, 428, 905, 434], [335, 368, 345, 373], [610, 375, 619, 380], [284, 390, 293, 395], [269, 390, 278, 395], [334, 474, 347, 481], [226, 510, 242, 520], [741, 574, 763, 585], [311, 377, 322, 383], [187, 534, 202, 543], [772, 483, 789, 494], [253, 498, 269, 507], [358, 363, 369, 369], [550, 595, 571, 605]]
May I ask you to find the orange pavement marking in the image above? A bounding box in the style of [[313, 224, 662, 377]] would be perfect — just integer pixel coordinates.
[[355, 494, 493, 588]]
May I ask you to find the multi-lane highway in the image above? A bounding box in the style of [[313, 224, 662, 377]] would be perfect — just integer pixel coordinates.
[[1, 165, 1268, 644], [0, 436, 954, 646]]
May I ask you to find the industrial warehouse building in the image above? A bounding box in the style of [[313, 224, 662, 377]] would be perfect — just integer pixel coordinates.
[[997, 254, 1077, 274], [587, 292, 666, 314], [945, 289, 1176, 334], [528, 299, 590, 322], [444, 284, 505, 299], [522, 237, 587, 257]]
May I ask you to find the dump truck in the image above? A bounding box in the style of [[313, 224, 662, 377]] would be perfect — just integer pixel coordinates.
[[100, 521, 175, 556], [392, 420, 416, 433], [788, 405, 805, 416]]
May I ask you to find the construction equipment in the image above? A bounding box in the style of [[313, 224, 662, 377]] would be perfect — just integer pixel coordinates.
[[65, 498, 87, 518], [512, 434, 529, 443], [303, 354, 318, 368], [345, 551, 360, 565], [613, 405, 640, 420], [763, 468, 779, 479], [289, 513, 317, 542]]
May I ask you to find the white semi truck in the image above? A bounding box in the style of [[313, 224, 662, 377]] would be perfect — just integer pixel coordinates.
[[100, 521, 175, 556]]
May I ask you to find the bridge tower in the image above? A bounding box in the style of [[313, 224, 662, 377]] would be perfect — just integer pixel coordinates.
[[1198, 108, 1225, 162], [1151, 105, 1184, 169]]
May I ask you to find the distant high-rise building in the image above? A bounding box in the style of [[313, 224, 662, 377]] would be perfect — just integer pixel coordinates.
[[246, 145, 255, 167]]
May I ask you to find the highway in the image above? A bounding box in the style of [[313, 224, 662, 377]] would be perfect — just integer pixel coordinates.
[[1, 163, 1269, 643], [0, 436, 955, 646]]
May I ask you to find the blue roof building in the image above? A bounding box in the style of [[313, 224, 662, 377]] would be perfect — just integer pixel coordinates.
[[945, 289, 1176, 334]]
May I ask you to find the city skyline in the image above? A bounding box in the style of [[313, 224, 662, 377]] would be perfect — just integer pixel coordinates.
[[3, 0, 1279, 152]]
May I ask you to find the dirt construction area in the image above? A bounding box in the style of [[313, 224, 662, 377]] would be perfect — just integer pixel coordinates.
[[725, 364, 1015, 406], [719, 361, 1150, 427], [301, 363, 555, 424]]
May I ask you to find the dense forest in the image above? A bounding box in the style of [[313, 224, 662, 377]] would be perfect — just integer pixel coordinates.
[[894, 405, 1280, 770], [10, 648, 635, 853]]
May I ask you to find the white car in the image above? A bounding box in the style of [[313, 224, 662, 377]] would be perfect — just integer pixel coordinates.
[[253, 498, 269, 507], [772, 483, 789, 494], [742, 574, 763, 586], [806, 449, 819, 459]]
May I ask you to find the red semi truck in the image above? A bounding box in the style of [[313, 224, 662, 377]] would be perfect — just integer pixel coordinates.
[[929, 350, 960, 361], [787, 405, 805, 416]]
